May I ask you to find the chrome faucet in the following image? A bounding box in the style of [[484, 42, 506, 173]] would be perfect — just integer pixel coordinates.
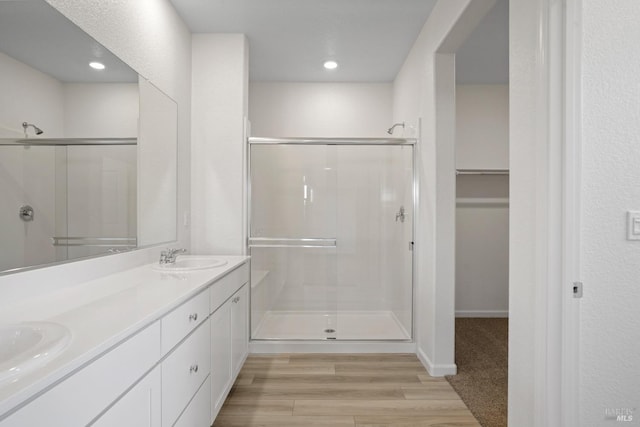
[[159, 248, 186, 264]]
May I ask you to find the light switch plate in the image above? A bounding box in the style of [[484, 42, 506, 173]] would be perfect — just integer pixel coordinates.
[[627, 211, 640, 240]]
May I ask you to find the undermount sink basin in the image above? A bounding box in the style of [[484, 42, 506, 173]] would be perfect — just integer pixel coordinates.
[[152, 256, 228, 272], [0, 322, 71, 385]]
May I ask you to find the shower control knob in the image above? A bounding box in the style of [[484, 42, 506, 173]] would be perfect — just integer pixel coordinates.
[[19, 205, 34, 222]]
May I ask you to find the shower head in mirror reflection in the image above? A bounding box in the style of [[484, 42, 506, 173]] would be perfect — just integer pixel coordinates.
[[387, 122, 405, 135], [22, 122, 43, 137]]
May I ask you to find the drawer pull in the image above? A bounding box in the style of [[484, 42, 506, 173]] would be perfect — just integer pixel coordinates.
[[190, 364, 199, 374], [188, 313, 198, 322]]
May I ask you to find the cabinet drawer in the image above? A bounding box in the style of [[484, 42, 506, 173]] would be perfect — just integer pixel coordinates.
[[0, 322, 161, 427], [173, 376, 211, 427], [161, 288, 209, 355], [210, 262, 249, 313], [161, 320, 210, 427]]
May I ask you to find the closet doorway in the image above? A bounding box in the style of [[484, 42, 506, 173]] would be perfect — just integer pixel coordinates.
[[447, 1, 510, 426]]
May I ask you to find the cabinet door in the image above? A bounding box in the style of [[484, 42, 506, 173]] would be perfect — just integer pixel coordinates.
[[91, 365, 161, 427], [174, 377, 211, 427], [231, 284, 248, 376], [210, 301, 232, 421]]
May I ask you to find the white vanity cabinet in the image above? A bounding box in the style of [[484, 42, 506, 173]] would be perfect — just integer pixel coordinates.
[[92, 366, 161, 427], [0, 322, 162, 427], [0, 259, 250, 427], [209, 263, 249, 422]]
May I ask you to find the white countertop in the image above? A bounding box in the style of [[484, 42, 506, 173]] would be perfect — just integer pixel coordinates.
[[0, 256, 249, 417]]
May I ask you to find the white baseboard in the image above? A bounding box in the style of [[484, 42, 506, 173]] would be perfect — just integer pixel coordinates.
[[455, 310, 509, 318], [416, 347, 457, 377]]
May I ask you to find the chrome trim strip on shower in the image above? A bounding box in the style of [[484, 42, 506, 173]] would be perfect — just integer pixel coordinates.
[[248, 237, 337, 248], [0, 138, 137, 146], [51, 236, 137, 247], [248, 137, 416, 145]]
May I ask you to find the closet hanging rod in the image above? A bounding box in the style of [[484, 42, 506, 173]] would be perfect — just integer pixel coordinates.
[[456, 169, 509, 176]]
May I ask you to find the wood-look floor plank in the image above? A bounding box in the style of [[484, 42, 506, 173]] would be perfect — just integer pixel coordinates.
[[354, 415, 481, 427], [293, 399, 470, 417], [216, 399, 294, 416], [213, 415, 355, 427], [233, 382, 420, 391], [334, 365, 432, 376], [228, 384, 406, 400], [240, 365, 336, 375], [288, 353, 419, 363], [245, 354, 291, 363], [418, 374, 449, 383], [250, 374, 423, 384], [234, 374, 255, 385]]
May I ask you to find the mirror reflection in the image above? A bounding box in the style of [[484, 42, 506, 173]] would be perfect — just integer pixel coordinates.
[[0, 0, 177, 273]]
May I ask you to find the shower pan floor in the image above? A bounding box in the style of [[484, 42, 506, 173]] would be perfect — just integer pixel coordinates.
[[252, 310, 411, 341]]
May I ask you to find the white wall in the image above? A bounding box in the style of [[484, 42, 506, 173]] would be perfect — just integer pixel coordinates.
[[579, 1, 640, 424], [455, 207, 509, 314], [191, 34, 248, 255], [249, 82, 392, 137], [0, 51, 64, 138], [63, 83, 138, 138], [456, 84, 508, 169], [455, 84, 509, 317], [0, 0, 192, 309], [393, 0, 495, 376]]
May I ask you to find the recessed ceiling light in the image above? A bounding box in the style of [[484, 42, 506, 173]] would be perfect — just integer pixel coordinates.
[[89, 62, 105, 70], [323, 60, 338, 70]]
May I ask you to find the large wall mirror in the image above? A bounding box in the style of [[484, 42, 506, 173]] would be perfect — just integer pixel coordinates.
[[0, 0, 178, 274]]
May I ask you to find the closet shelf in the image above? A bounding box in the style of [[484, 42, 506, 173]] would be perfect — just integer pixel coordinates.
[[456, 169, 509, 175], [456, 197, 509, 207]]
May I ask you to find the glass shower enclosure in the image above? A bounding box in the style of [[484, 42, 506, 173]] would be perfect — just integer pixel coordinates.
[[248, 137, 415, 341]]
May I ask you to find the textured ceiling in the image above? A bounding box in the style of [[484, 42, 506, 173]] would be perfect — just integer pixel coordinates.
[[0, 1, 137, 83], [170, 0, 438, 82]]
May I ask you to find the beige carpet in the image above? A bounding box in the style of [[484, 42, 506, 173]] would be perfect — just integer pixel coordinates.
[[445, 318, 508, 427]]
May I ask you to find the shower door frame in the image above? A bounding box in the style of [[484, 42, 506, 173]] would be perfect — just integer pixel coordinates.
[[246, 137, 417, 342]]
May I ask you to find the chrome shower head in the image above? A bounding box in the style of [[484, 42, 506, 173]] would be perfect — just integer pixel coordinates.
[[22, 122, 43, 136], [387, 122, 405, 135]]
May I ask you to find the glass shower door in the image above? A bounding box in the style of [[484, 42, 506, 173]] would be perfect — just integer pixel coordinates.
[[335, 145, 413, 340], [249, 144, 338, 340]]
